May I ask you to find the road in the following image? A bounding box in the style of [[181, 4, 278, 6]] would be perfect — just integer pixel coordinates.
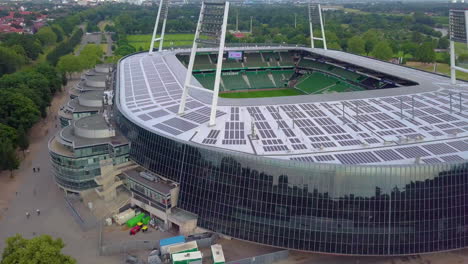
[[0, 79, 121, 264]]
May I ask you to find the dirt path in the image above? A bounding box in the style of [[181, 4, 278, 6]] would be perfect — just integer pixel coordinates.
[[0, 78, 77, 222]]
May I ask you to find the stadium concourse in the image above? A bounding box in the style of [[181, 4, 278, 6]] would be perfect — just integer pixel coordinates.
[[114, 46, 468, 256]]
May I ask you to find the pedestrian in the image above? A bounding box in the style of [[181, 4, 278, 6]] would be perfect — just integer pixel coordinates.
[[15, 191, 18, 196], [26, 212, 30, 219], [36, 209, 40, 216], [33, 168, 35, 173], [38, 167, 40, 172]]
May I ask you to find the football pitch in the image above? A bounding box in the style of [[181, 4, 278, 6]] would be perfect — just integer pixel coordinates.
[[219, 88, 304, 98], [128, 34, 195, 50]]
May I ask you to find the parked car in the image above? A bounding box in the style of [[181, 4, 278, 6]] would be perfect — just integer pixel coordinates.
[[130, 225, 141, 235]]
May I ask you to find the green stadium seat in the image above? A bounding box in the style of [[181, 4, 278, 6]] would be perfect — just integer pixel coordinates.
[[194, 73, 216, 90], [246, 72, 275, 89], [244, 53, 267, 67], [222, 73, 249, 90]]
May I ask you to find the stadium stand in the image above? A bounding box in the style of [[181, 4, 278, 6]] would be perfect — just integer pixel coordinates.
[[295, 72, 338, 94], [222, 73, 249, 90], [330, 67, 362, 82], [298, 58, 332, 71], [244, 53, 266, 67], [278, 51, 295, 66], [193, 54, 213, 70], [262, 52, 280, 64], [246, 71, 275, 89], [360, 77, 381, 89], [271, 70, 293, 87], [194, 73, 216, 90]]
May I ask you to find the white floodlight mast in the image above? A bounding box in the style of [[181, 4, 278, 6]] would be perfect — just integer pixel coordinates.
[[149, 0, 169, 54], [178, 2, 205, 115], [309, 3, 327, 50], [209, 2, 230, 127]]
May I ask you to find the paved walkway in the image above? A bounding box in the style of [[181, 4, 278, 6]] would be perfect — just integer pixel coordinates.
[[0, 79, 120, 263]]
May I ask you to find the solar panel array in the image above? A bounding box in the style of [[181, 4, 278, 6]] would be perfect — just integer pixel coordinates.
[[119, 50, 468, 165]]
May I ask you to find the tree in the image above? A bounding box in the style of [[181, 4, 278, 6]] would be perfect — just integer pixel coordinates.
[[371, 41, 393, 61], [16, 126, 29, 157], [36, 27, 58, 46], [1, 234, 76, 264], [362, 29, 381, 55], [415, 42, 436, 63], [0, 90, 40, 130], [57, 55, 83, 79], [0, 124, 17, 145], [438, 37, 449, 49], [0, 139, 19, 178], [0, 46, 27, 77], [347, 36, 365, 55], [115, 44, 136, 57]]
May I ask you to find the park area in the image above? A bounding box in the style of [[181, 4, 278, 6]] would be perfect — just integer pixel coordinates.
[[128, 34, 194, 50]]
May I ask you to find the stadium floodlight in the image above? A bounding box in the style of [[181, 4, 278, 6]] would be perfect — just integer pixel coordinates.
[[149, 0, 170, 54], [449, 9, 468, 84], [178, 0, 230, 127], [308, 2, 327, 50]]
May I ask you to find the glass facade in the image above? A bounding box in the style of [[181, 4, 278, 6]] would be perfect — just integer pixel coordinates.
[[49, 141, 130, 191], [116, 109, 468, 256]]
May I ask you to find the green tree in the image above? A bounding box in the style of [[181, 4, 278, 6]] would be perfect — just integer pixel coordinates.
[[0, 124, 17, 145], [57, 55, 83, 79], [362, 29, 381, 55], [1, 234, 76, 264], [371, 41, 393, 61], [36, 27, 58, 46], [347, 36, 365, 55], [0, 46, 27, 77], [0, 139, 19, 177], [415, 42, 436, 63], [115, 44, 136, 57], [79, 44, 104, 69], [0, 90, 40, 130], [16, 126, 29, 157]]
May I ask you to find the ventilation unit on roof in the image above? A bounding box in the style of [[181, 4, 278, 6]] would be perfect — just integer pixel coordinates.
[[140, 171, 156, 182]]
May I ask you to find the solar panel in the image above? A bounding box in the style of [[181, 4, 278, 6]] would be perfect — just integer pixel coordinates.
[[422, 157, 442, 164], [395, 146, 431, 158], [163, 118, 198, 132], [153, 123, 183, 135], [447, 141, 468, 151], [148, 109, 169, 118], [137, 114, 152, 121], [335, 151, 380, 164], [421, 143, 457, 155], [374, 149, 404, 161], [440, 155, 464, 162]]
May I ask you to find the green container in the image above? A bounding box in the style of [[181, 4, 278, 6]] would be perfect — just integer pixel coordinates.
[[126, 213, 145, 227], [142, 215, 151, 225]]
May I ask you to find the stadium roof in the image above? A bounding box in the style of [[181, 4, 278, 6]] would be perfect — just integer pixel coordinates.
[[117, 47, 468, 165]]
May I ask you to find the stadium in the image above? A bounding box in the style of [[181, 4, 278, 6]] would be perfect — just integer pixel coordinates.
[[115, 45, 468, 256], [109, 2, 468, 257]]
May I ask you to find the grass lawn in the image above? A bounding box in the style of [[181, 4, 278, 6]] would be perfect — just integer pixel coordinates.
[[100, 44, 107, 53], [406, 61, 468, 81], [128, 34, 196, 50], [98, 20, 114, 32], [219, 88, 303, 98]]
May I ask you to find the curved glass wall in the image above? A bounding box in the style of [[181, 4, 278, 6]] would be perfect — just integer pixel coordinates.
[[49, 142, 130, 192], [116, 108, 468, 256]]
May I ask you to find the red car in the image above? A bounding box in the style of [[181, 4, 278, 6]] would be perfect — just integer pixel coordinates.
[[130, 225, 141, 235]]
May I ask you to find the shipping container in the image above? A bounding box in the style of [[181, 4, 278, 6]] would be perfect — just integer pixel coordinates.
[[160, 236, 186, 255], [113, 208, 136, 225], [172, 251, 202, 264], [169, 241, 198, 255], [211, 244, 225, 264], [126, 213, 146, 227]]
